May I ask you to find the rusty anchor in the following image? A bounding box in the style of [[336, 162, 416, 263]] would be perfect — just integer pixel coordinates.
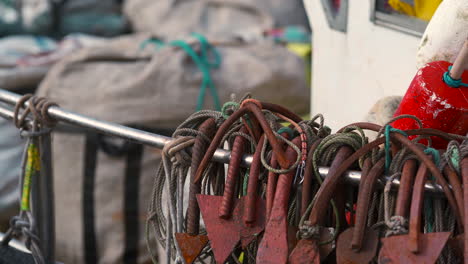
[[378, 163, 451, 264], [289, 146, 355, 264], [175, 118, 216, 264], [462, 157, 468, 262], [443, 163, 465, 261], [265, 131, 295, 221], [378, 158, 418, 264], [238, 135, 267, 248], [336, 158, 384, 264], [256, 136, 302, 264], [194, 100, 303, 185], [197, 126, 249, 263]]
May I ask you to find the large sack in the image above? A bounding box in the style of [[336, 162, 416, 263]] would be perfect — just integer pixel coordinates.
[[123, 0, 309, 40], [0, 112, 26, 225], [0, 34, 105, 92], [416, 0, 468, 68], [37, 34, 309, 128], [36, 33, 308, 264], [48, 131, 163, 264]]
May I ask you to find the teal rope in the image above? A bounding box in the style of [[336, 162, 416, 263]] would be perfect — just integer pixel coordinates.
[[448, 146, 461, 172], [141, 34, 222, 111], [423, 147, 440, 233], [424, 198, 434, 233], [170, 36, 222, 111], [191, 33, 221, 68], [424, 147, 441, 167], [443, 66, 468, 88], [140, 38, 165, 50], [277, 127, 296, 139], [384, 125, 408, 173]]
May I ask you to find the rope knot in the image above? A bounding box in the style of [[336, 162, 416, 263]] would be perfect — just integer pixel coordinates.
[[13, 94, 58, 131], [163, 136, 195, 166], [385, 216, 408, 237], [298, 221, 320, 240]]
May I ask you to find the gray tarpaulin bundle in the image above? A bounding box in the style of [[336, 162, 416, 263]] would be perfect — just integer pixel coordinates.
[[124, 0, 309, 40]]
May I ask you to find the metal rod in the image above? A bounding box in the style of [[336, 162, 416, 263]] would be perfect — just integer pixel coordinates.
[[38, 133, 55, 263], [0, 88, 445, 193]]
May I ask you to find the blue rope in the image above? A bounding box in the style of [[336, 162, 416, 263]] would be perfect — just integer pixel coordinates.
[[443, 66, 468, 88], [140, 34, 222, 111], [384, 125, 408, 173]]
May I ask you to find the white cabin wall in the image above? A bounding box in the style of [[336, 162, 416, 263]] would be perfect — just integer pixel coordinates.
[[303, 0, 421, 130]]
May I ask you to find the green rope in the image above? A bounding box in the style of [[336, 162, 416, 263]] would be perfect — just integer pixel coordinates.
[[384, 125, 408, 174], [443, 66, 468, 88], [221, 102, 240, 119], [242, 169, 249, 197]]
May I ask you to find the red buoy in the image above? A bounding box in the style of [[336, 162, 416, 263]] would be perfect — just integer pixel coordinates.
[[393, 41, 468, 149]]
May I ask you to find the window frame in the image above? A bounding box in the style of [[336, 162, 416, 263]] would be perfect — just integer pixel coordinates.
[[369, 0, 428, 37], [320, 0, 349, 33]]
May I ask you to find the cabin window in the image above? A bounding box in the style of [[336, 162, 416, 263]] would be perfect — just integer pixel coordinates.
[[320, 0, 348, 32], [370, 0, 442, 37]]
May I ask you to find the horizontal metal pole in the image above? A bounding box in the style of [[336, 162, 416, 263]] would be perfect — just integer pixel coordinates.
[[0, 89, 444, 194]]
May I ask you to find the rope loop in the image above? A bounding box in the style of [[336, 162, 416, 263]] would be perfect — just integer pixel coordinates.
[[221, 101, 240, 119], [384, 125, 408, 173]]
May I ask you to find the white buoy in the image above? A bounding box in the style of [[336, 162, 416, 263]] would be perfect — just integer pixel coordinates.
[[417, 0, 468, 68]]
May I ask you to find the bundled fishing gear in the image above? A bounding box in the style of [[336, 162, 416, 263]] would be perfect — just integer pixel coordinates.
[[146, 96, 468, 264]]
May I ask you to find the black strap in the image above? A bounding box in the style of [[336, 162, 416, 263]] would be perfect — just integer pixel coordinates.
[[123, 144, 144, 264], [83, 132, 145, 263], [83, 134, 98, 264]]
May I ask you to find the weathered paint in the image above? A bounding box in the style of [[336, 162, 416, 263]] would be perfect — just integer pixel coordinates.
[[392, 61, 468, 149]]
